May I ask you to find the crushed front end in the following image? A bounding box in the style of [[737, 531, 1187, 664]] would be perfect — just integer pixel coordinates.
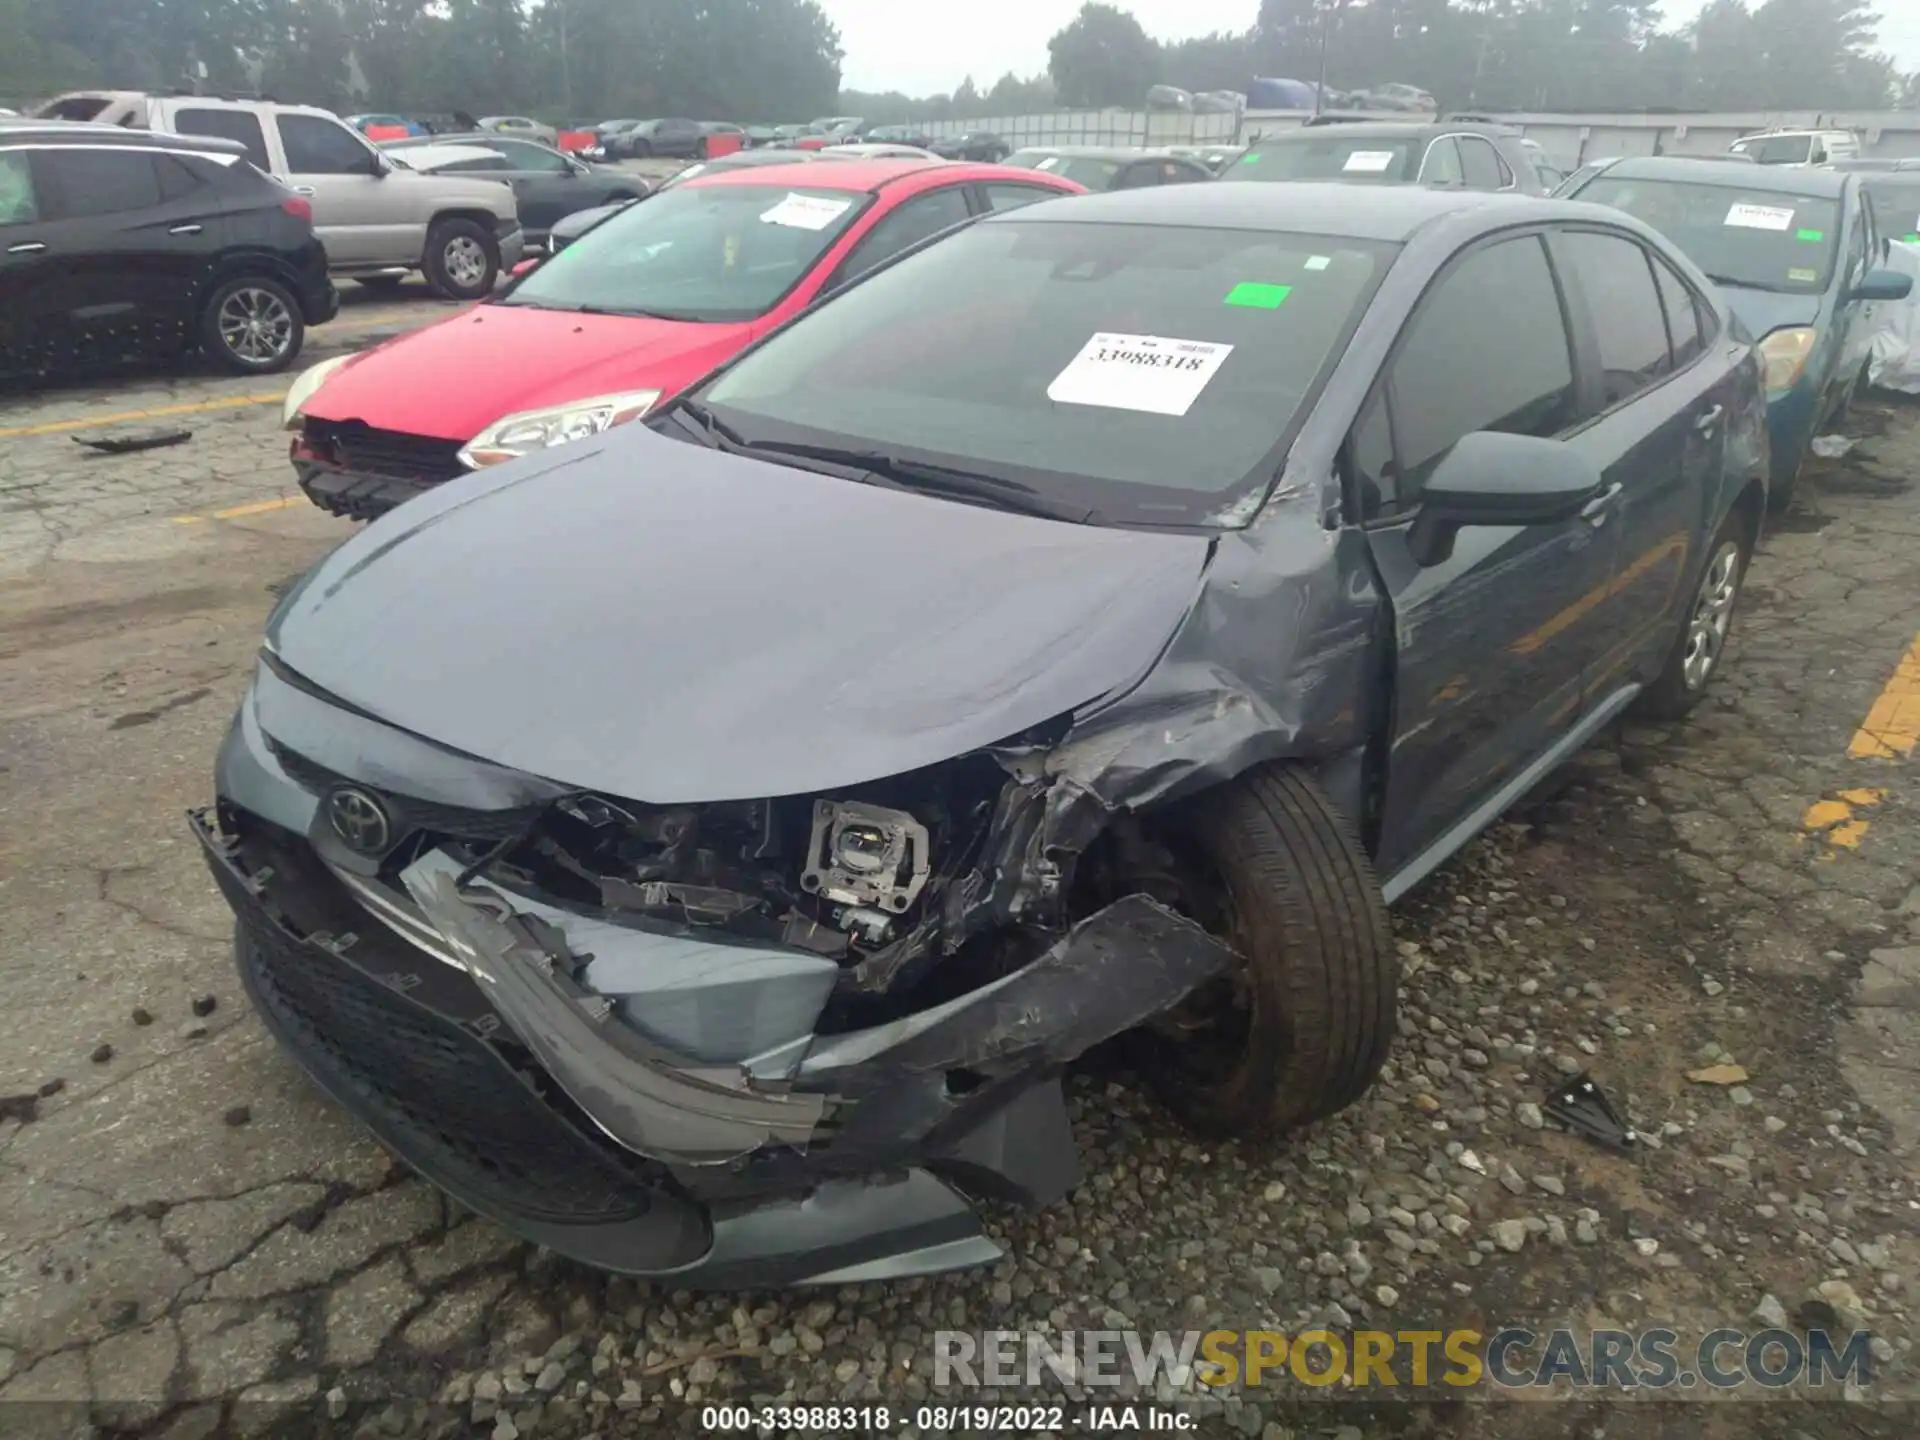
[[198, 656, 1234, 1286]]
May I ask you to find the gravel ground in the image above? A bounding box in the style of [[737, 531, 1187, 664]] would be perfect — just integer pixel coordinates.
[[1, 343, 1917, 1439]]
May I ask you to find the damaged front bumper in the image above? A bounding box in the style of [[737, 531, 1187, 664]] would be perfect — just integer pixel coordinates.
[[195, 707, 1232, 1285]]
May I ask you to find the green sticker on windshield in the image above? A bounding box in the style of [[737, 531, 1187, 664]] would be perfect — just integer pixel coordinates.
[[1795, 228, 1825, 242], [1224, 282, 1292, 309], [1240, 152, 1261, 164], [1907, 232, 1920, 243]]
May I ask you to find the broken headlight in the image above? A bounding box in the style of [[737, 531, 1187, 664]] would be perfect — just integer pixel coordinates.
[[801, 800, 931, 941], [458, 389, 662, 469]]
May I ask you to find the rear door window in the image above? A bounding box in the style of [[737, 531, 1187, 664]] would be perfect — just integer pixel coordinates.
[[35, 148, 163, 219], [1419, 137, 1463, 186], [1557, 230, 1673, 407], [1650, 253, 1705, 367], [1458, 137, 1508, 190], [981, 183, 1062, 212], [172, 108, 271, 171]]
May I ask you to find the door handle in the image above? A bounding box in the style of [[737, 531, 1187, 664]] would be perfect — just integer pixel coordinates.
[[1693, 404, 1724, 434], [6, 241, 46, 255], [1579, 482, 1624, 526], [292, 185, 316, 196], [169, 223, 203, 236]]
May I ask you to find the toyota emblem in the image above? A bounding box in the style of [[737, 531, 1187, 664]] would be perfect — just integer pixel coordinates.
[[326, 786, 392, 855]]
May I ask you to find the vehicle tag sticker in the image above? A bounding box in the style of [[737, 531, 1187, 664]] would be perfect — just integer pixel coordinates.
[[1036, 156, 1061, 171], [1343, 150, 1396, 173], [1240, 152, 1261, 164], [1788, 267, 1817, 282], [1724, 202, 1795, 231], [759, 193, 851, 230], [1224, 282, 1291, 308], [1304, 255, 1331, 270], [1047, 332, 1234, 417], [1795, 227, 1825, 242]]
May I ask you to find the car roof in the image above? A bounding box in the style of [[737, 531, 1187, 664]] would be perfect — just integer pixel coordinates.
[[686, 157, 963, 192], [1263, 120, 1518, 141], [992, 180, 1550, 241], [0, 119, 247, 158], [1596, 155, 1849, 197]]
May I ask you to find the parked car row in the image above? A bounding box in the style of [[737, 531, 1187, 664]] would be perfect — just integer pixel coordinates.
[[209, 158, 1797, 1291]]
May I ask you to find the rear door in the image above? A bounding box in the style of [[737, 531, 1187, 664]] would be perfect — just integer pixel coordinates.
[[1352, 230, 1621, 879], [275, 112, 395, 264], [1547, 227, 1719, 690], [813, 183, 973, 297], [22, 145, 215, 362]]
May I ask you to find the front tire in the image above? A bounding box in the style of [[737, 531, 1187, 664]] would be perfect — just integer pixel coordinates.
[[1635, 505, 1752, 719], [201, 277, 304, 374], [423, 218, 499, 300], [1151, 765, 1396, 1137]]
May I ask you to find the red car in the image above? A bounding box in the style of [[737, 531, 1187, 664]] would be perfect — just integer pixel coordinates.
[[285, 159, 1086, 518]]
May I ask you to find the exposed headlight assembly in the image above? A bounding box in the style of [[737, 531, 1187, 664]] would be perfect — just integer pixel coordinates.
[[1759, 327, 1816, 395], [457, 390, 662, 469], [281, 353, 357, 430], [802, 800, 931, 917]]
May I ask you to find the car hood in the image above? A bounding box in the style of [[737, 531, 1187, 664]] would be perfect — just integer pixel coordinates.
[[301, 305, 756, 441], [267, 425, 1212, 802], [1719, 285, 1823, 340]]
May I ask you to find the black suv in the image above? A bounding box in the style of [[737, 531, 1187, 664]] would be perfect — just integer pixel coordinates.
[[0, 121, 337, 377]]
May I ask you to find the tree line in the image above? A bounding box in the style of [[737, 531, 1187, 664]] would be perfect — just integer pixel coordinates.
[[1, 0, 1911, 125], [859, 0, 1914, 123]]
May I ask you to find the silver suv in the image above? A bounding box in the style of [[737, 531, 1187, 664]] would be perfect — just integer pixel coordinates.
[[33, 93, 524, 298]]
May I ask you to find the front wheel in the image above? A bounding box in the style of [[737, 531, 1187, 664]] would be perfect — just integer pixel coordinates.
[[1634, 506, 1752, 719], [1147, 765, 1396, 1137], [423, 218, 499, 300], [201, 277, 304, 374]]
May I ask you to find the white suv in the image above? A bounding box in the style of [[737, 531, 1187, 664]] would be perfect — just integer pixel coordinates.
[[33, 93, 524, 298]]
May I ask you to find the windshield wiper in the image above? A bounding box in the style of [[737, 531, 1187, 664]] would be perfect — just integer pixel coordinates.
[[670, 398, 751, 450], [740, 439, 1098, 523]]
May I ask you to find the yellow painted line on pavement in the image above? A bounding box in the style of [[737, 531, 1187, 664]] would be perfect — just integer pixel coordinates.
[[173, 495, 304, 526], [1803, 787, 1884, 852], [1848, 635, 1920, 760], [0, 392, 285, 440]]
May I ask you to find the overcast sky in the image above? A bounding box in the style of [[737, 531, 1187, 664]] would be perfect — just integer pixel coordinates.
[[823, 0, 1920, 96]]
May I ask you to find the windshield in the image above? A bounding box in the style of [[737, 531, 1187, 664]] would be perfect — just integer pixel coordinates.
[[1221, 136, 1420, 184], [1731, 135, 1812, 165], [1863, 180, 1920, 244], [1574, 177, 1840, 293], [498, 183, 866, 322], [1008, 153, 1123, 189], [690, 219, 1392, 525]]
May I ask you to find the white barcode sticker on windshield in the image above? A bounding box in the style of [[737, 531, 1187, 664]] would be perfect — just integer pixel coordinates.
[[1725, 202, 1795, 231], [1343, 150, 1396, 173], [1047, 333, 1233, 417], [759, 193, 852, 230], [1036, 156, 1061, 171]]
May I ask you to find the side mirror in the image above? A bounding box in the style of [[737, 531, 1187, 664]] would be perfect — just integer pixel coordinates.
[[364, 151, 390, 177], [510, 256, 542, 277], [1406, 431, 1605, 567], [1848, 267, 1913, 303]]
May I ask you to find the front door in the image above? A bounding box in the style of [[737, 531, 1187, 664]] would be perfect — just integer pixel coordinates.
[[275, 113, 398, 265], [1353, 232, 1622, 879]]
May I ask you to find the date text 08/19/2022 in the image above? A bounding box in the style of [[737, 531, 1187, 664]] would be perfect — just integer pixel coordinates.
[[697, 1404, 1196, 1432]]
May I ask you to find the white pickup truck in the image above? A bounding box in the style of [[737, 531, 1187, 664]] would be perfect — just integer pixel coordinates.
[[33, 92, 524, 298]]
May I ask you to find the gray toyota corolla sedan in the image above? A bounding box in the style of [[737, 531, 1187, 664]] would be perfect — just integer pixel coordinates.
[[196, 182, 1769, 1287]]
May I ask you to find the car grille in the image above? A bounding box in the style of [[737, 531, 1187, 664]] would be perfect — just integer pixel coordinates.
[[231, 875, 657, 1225], [305, 418, 466, 483]]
